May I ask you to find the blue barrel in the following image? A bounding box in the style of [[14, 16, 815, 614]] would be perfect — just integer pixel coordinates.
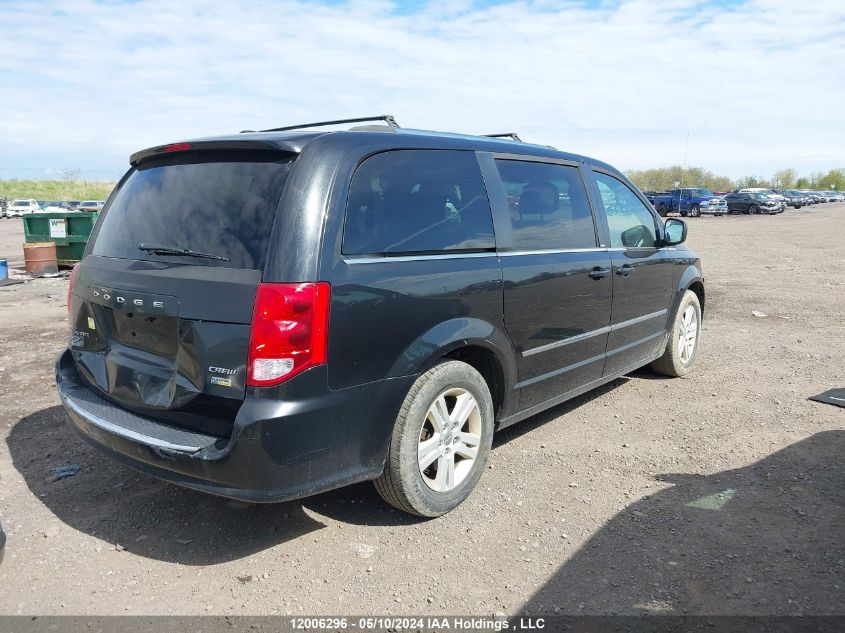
[[0, 258, 8, 280]]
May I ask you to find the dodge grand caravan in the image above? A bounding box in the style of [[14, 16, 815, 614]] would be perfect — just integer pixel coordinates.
[[56, 116, 704, 517]]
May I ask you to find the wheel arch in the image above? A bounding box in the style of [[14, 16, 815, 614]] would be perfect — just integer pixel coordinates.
[[687, 279, 705, 317], [387, 317, 519, 420], [672, 265, 705, 321]]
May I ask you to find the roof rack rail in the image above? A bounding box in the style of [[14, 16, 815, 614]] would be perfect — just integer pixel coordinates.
[[253, 115, 400, 134], [485, 132, 522, 142]]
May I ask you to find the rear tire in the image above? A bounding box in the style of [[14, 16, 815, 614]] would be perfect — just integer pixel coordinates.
[[651, 290, 701, 378], [657, 204, 668, 217], [374, 361, 494, 517]]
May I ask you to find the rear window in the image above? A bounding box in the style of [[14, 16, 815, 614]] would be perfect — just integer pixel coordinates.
[[342, 150, 495, 256], [91, 151, 293, 269]]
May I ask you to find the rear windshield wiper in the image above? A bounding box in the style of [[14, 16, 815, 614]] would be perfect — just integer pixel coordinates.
[[138, 243, 230, 261]]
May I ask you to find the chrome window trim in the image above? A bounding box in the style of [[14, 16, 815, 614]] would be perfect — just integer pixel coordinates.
[[343, 252, 497, 265], [521, 309, 668, 358], [343, 248, 635, 264], [499, 247, 625, 256]]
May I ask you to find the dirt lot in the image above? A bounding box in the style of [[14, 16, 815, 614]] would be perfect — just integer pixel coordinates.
[[0, 207, 842, 616]]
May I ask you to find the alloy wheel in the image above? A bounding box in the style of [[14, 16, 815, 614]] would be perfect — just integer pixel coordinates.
[[677, 305, 699, 365], [418, 388, 482, 492]]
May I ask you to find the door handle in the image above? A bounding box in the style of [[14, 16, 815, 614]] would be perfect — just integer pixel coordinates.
[[588, 266, 611, 280], [616, 264, 634, 277]]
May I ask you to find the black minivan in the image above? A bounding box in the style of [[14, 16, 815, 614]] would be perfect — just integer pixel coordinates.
[[56, 116, 704, 517]]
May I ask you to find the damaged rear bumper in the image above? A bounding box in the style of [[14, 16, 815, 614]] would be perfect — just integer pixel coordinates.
[[55, 349, 409, 503]]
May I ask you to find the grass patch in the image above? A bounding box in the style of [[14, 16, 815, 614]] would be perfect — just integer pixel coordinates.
[[1, 179, 116, 201]]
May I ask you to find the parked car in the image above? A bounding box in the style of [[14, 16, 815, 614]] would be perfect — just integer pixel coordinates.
[[798, 191, 823, 204], [651, 188, 724, 217], [6, 198, 40, 217], [77, 200, 105, 212], [724, 192, 782, 214], [41, 201, 68, 213], [56, 116, 705, 517], [773, 190, 804, 208], [641, 191, 660, 205], [785, 190, 812, 205], [738, 188, 786, 209], [705, 196, 728, 215]]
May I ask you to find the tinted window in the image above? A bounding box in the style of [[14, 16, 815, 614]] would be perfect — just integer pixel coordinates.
[[91, 151, 292, 269], [493, 159, 596, 250], [594, 172, 658, 248], [343, 150, 494, 255]]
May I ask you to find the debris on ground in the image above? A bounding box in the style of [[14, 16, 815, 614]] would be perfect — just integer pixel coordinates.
[[51, 463, 81, 481]]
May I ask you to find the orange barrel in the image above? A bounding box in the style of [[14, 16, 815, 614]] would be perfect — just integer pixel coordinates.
[[23, 242, 59, 276]]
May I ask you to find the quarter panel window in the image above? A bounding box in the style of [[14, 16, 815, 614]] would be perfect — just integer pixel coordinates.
[[342, 150, 495, 255], [492, 159, 597, 250], [594, 172, 658, 248]]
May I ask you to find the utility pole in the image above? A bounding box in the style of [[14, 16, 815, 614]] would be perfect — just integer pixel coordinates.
[[675, 131, 690, 214]]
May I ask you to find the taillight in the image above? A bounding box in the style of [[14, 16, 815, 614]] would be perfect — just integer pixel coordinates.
[[246, 282, 331, 387], [67, 263, 79, 314]]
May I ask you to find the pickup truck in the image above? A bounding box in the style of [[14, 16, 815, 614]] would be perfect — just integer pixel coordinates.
[[650, 188, 726, 217]]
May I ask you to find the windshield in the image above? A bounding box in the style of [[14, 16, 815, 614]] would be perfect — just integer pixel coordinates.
[[90, 151, 294, 269]]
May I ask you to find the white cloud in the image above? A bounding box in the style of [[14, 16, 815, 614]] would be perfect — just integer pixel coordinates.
[[0, 0, 843, 179]]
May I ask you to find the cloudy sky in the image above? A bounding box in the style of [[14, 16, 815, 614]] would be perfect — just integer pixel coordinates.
[[1, 0, 843, 181]]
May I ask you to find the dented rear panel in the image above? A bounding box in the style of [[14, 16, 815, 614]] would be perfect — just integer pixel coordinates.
[[69, 150, 294, 434]]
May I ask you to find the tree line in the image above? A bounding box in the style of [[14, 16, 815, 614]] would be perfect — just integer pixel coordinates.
[[626, 166, 845, 193]]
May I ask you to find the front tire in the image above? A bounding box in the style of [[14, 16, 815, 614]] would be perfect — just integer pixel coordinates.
[[748, 204, 758, 214], [374, 360, 494, 517], [651, 290, 702, 377], [689, 204, 701, 217]]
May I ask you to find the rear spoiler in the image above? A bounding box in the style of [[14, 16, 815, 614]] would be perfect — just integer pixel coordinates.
[[129, 139, 302, 166]]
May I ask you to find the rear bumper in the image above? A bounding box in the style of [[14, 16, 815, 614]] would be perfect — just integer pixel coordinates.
[[56, 349, 411, 502]]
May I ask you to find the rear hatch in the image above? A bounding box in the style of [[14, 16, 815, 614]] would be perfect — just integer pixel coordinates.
[[69, 149, 295, 436]]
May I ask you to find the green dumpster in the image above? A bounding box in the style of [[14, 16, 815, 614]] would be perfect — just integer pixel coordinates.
[[23, 212, 99, 267]]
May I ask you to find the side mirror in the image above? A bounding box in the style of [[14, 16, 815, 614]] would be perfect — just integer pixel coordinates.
[[663, 218, 687, 245]]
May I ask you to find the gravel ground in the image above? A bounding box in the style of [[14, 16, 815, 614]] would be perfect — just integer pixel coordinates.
[[0, 207, 842, 616]]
